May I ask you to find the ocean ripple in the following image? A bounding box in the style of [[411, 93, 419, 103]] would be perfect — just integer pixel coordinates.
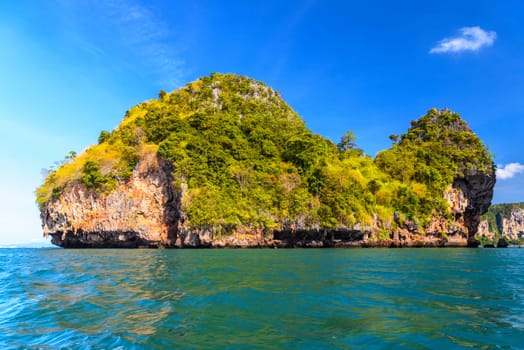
[[0, 248, 523, 348]]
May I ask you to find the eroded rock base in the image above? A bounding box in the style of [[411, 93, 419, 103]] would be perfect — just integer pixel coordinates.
[[50, 229, 471, 248]]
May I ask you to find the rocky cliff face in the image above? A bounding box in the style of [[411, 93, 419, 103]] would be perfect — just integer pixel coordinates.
[[385, 171, 495, 248], [42, 153, 181, 248], [449, 173, 496, 246], [501, 209, 524, 240], [42, 159, 495, 248], [478, 207, 524, 243]]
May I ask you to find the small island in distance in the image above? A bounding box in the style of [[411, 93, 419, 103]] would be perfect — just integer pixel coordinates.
[[37, 73, 498, 248], [478, 202, 524, 246]]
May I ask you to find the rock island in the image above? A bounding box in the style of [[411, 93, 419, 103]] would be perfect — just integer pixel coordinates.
[[36, 73, 495, 248]]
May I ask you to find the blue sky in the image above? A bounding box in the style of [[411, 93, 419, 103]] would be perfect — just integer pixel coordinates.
[[1, 0, 523, 245]]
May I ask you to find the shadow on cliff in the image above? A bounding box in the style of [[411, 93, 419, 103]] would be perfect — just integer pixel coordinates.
[[158, 159, 181, 247]]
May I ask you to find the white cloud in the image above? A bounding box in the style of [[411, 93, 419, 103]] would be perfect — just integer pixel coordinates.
[[100, 0, 185, 88], [496, 163, 524, 180], [56, 0, 185, 89], [430, 26, 496, 54]]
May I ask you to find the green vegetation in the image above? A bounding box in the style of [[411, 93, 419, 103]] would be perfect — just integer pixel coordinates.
[[36, 73, 494, 234], [375, 108, 494, 226], [80, 161, 116, 194]]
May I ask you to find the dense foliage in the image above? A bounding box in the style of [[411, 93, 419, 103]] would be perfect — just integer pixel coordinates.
[[36, 73, 494, 234], [375, 108, 494, 226]]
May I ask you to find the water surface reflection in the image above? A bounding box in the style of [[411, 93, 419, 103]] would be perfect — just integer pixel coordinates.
[[0, 248, 522, 348]]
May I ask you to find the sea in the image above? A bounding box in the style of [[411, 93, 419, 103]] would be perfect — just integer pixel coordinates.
[[0, 248, 523, 349]]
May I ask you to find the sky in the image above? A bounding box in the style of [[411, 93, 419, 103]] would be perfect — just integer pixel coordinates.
[[0, 0, 523, 245]]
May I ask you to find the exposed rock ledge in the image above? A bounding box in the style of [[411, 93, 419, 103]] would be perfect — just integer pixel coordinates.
[[42, 155, 495, 248]]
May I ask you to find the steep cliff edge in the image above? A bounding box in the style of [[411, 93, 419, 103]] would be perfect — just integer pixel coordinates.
[[37, 73, 495, 248], [41, 151, 181, 247], [502, 209, 524, 240], [478, 203, 524, 245], [450, 174, 496, 246]]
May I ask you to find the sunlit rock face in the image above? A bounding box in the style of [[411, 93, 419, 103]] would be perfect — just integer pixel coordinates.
[[41, 155, 181, 248], [501, 209, 524, 240], [384, 172, 495, 248], [478, 207, 524, 244]]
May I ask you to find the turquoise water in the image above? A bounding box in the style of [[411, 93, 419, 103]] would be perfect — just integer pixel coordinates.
[[1, 248, 523, 349]]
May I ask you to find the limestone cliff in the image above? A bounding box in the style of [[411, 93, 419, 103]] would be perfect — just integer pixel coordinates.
[[478, 204, 524, 244], [38, 74, 496, 248], [501, 209, 524, 240], [386, 172, 495, 247], [41, 160, 495, 248], [448, 173, 496, 246], [41, 152, 179, 247]]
